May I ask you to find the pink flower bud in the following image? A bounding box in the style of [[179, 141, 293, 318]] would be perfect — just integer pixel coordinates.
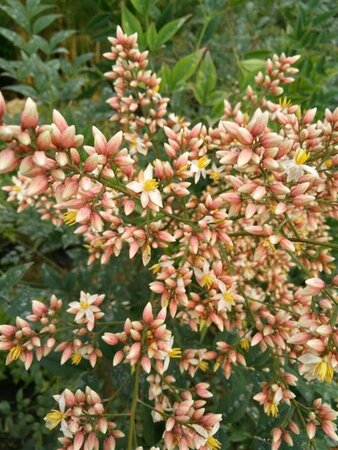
[[53, 109, 68, 131], [84, 154, 99, 172], [26, 175, 49, 196], [303, 108, 317, 124], [36, 129, 52, 150], [237, 148, 252, 167], [21, 98, 38, 129], [0, 91, 6, 118], [0, 148, 19, 174]]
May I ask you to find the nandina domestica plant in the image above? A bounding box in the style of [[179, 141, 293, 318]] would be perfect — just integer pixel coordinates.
[[0, 27, 337, 450]]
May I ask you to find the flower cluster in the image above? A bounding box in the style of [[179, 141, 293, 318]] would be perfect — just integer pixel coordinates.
[[0, 292, 104, 369], [0, 26, 337, 450], [44, 387, 124, 450]]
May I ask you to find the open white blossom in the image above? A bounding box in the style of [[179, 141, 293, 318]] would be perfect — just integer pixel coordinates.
[[283, 148, 319, 182]]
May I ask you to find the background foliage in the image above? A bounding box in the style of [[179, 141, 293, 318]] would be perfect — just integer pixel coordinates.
[[0, 0, 337, 449]]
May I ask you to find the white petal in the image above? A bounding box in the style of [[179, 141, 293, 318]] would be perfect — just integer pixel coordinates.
[[140, 191, 149, 208], [303, 165, 319, 177], [298, 353, 321, 364], [149, 190, 163, 207], [126, 181, 142, 193], [144, 164, 153, 180]]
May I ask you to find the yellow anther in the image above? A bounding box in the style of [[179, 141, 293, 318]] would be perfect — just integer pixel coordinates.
[[9, 345, 22, 361], [197, 155, 210, 170], [198, 360, 209, 372], [71, 352, 82, 365], [169, 348, 182, 358], [144, 179, 159, 191], [201, 274, 214, 289], [294, 148, 310, 165], [63, 211, 77, 226]]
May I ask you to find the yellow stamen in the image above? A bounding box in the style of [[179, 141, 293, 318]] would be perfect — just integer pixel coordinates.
[[207, 436, 222, 450], [9, 345, 22, 361], [266, 403, 278, 417], [63, 211, 77, 226], [44, 410, 64, 430], [213, 360, 221, 372], [198, 360, 209, 371], [197, 155, 210, 170], [150, 263, 161, 274], [177, 163, 189, 175], [71, 352, 82, 365], [325, 159, 332, 168], [240, 338, 250, 350], [294, 148, 310, 165], [210, 171, 221, 182], [201, 274, 214, 289], [144, 179, 159, 191], [169, 348, 182, 358], [80, 299, 89, 310], [313, 358, 334, 382], [153, 84, 160, 93], [13, 186, 21, 192], [199, 319, 207, 331], [279, 97, 292, 109], [223, 292, 235, 304], [262, 239, 276, 252]]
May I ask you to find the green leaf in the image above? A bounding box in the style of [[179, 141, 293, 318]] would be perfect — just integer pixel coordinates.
[[171, 49, 203, 90], [0, 262, 33, 295], [0, 1, 30, 32], [26, 0, 54, 20], [240, 58, 266, 75], [49, 30, 76, 50], [195, 51, 217, 104], [146, 23, 158, 50], [32, 13, 60, 34], [130, 0, 150, 15], [159, 63, 172, 93], [0, 26, 24, 47], [5, 84, 38, 98], [157, 16, 188, 46], [121, 5, 143, 42], [219, 369, 253, 423]]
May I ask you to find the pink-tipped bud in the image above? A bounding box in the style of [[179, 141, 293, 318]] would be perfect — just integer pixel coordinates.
[[26, 175, 49, 196], [306, 422, 316, 440], [37, 129, 52, 150], [0, 91, 6, 118], [21, 98, 38, 129], [304, 278, 326, 295], [0, 148, 19, 174], [303, 108, 317, 124], [53, 109, 68, 131], [142, 302, 153, 324]]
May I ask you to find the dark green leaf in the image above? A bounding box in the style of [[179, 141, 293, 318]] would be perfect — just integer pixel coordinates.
[[130, 0, 150, 15], [195, 51, 217, 104], [0, 26, 24, 47], [157, 16, 188, 46], [171, 49, 203, 89], [146, 23, 158, 50], [0, 262, 33, 295], [32, 13, 60, 34], [121, 5, 143, 40]]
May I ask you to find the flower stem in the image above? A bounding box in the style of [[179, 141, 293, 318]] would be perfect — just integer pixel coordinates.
[[127, 362, 141, 450]]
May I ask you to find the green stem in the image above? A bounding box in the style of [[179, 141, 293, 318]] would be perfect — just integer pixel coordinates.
[[127, 362, 141, 450]]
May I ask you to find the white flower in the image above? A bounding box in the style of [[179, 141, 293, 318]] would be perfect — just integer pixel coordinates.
[[44, 392, 72, 438], [127, 164, 163, 210], [190, 155, 210, 183], [283, 148, 319, 182], [298, 353, 336, 382], [67, 291, 102, 330]]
